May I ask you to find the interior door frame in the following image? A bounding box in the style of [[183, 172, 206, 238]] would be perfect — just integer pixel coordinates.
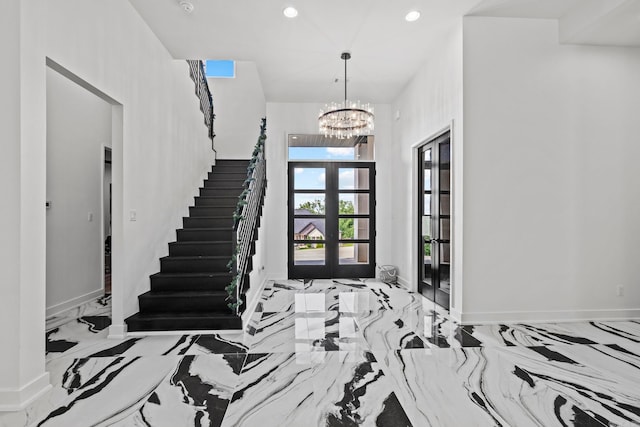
[[288, 161, 376, 279], [416, 128, 451, 309]]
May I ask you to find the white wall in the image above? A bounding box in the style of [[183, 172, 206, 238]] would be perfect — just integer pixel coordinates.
[[462, 16, 640, 322], [0, 1, 50, 410], [35, 0, 216, 332], [46, 68, 112, 316], [208, 61, 266, 159], [1, 0, 215, 407], [390, 24, 465, 312], [264, 103, 392, 280]]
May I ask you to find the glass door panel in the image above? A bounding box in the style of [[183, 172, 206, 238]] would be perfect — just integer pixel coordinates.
[[338, 218, 369, 240], [339, 243, 369, 265], [339, 193, 369, 215], [418, 132, 451, 309], [421, 147, 433, 289], [339, 168, 370, 190], [294, 168, 326, 190]]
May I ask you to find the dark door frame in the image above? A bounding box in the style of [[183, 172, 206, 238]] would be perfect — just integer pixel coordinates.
[[288, 161, 376, 279], [418, 131, 451, 309]]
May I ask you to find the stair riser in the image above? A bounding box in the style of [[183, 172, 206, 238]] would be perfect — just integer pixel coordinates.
[[208, 172, 247, 181], [161, 257, 229, 273], [215, 160, 250, 166], [212, 166, 250, 173], [203, 180, 245, 188], [199, 188, 243, 197], [139, 296, 229, 313], [169, 242, 232, 256], [126, 316, 242, 332], [177, 229, 233, 241], [194, 197, 238, 207], [150, 275, 232, 292], [183, 217, 233, 228], [189, 206, 236, 217]]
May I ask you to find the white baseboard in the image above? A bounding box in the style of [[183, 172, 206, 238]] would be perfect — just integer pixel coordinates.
[[108, 323, 127, 339], [450, 308, 463, 323], [241, 276, 270, 326], [457, 308, 640, 325], [46, 289, 105, 318], [0, 373, 51, 412], [395, 275, 411, 290]]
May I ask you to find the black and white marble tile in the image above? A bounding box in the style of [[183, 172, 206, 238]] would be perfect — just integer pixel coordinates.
[[355, 309, 427, 351], [376, 346, 612, 426], [497, 343, 640, 426], [0, 357, 125, 427], [9, 278, 640, 427], [222, 351, 412, 427], [248, 311, 369, 354], [46, 333, 198, 361], [422, 311, 470, 348], [112, 354, 246, 427], [185, 333, 249, 355], [462, 320, 640, 348], [46, 316, 112, 361], [372, 348, 500, 426], [29, 356, 182, 427], [46, 295, 111, 332]]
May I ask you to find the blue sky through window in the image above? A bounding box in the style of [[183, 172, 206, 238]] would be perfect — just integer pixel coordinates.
[[205, 60, 235, 78]]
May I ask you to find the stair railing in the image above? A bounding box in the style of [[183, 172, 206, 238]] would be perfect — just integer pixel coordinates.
[[186, 60, 216, 152], [227, 118, 267, 314]]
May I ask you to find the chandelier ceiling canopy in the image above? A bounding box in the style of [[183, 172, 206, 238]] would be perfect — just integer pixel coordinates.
[[319, 52, 374, 139]]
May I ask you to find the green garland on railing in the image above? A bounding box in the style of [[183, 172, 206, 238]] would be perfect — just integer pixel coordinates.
[[226, 118, 267, 311]]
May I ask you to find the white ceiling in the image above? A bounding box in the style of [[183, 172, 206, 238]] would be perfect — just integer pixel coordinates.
[[129, 0, 640, 104]]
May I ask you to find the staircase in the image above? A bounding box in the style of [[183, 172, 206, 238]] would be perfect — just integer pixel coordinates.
[[125, 160, 251, 331]]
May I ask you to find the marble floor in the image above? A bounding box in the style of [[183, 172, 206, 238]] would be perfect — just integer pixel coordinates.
[[2, 280, 640, 426]]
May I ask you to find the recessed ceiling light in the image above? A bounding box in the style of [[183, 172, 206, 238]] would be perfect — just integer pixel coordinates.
[[179, 0, 194, 13], [405, 10, 421, 22], [283, 7, 298, 18]]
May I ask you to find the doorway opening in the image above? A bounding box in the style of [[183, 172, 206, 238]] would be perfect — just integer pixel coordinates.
[[45, 58, 123, 338], [418, 130, 451, 309]]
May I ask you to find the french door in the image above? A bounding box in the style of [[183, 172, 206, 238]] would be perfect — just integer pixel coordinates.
[[288, 162, 376, 278], [418, 132, 451, 308]]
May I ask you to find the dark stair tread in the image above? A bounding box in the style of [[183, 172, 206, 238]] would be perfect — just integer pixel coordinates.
[[197, 196, 241, 199], [183, 216, 234, 220], [182, 217, 234, 221], [140, 290, 228, 297], [177, 227, 232, 231], [160, 255, 230, 260], [125, 312, 242, 331], [170, 240, 233, 245], [151, 272, 232, 278], [128, 311, 237, 318]]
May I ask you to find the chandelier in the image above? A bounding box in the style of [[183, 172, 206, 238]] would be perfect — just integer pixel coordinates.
[[319, 52, 374, 139]]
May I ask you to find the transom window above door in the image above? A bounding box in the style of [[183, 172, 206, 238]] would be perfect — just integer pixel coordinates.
[[288, 134, 374, 161]]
